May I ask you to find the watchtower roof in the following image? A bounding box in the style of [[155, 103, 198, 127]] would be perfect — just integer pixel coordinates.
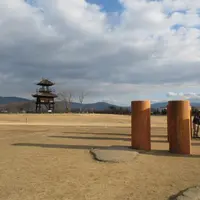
[[37, 78, 54, 86], [32, 93, 57, 98]]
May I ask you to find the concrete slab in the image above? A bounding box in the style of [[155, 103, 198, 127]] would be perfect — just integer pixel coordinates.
[[90, 146, 139, 163], [171, 186, 200, 200]]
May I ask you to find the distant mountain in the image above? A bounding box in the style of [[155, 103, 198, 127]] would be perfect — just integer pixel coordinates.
[[0, 97, 120, 112], [70, 101, 117, 111], [151, 101, 200, 109], [190, 102, 200, 108], [151, 102, 168, 109], [0, 96, 30, 105], [1, 96, 200, 112]]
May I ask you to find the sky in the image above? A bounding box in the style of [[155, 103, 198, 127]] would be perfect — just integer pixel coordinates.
[[0, 0, 200, 105]]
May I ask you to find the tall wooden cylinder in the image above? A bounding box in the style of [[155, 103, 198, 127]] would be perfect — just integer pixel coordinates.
[[131, 100, 151, 151], [168, 100, 191, 154], [190, 106, 192, 138], [167, 102, 172, 143]]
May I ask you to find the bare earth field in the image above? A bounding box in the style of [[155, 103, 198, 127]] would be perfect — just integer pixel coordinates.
[[0, 114, 200, 200]]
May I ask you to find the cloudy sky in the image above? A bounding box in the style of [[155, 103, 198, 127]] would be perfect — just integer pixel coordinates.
[[0, 0, 200, 105]]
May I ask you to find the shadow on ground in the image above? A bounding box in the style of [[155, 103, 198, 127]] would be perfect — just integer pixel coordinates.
[[191, 142, 200, 146], [50, 135, 131, 141], [62, 132, 130, 137], [49, 135, 168, 143], [61, 127, 167, 138], [61, 132, 168, 138], [12, 143, 200, 158]]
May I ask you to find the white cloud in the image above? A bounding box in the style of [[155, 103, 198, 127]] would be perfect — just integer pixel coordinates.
[[0, 0, 200, 104], [166, 92, 200, 100]]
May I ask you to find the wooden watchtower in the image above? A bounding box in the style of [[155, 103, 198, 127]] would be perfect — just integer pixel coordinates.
[[32, 78, 57, 113]]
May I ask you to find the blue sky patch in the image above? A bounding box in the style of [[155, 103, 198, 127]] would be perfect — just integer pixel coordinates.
[[24, 0, 37, 6], [86, 0, 124, 13], [197, 8, 200, 16], [25, 0, 125, 14], [167, 9, 189, 17], [170, 24, 185, 30]]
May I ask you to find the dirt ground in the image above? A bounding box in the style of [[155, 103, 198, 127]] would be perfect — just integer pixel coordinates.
[[0, 114, 200, 200]]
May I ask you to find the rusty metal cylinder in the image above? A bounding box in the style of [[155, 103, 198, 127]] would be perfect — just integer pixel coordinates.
[[190, 106, 192, 138], [131, 100, 151, 151], [168, 100, 191, 154], [167, 102, 172, 143]]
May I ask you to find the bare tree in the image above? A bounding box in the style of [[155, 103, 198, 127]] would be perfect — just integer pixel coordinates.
[[78, 91, 89, 113], [58, 91, 73, 113]]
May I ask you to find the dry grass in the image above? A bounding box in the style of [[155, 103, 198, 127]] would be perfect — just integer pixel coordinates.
[[0, 114, 200, 200]]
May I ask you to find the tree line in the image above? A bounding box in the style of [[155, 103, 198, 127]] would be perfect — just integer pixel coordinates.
[[57, 90, 89, 113]]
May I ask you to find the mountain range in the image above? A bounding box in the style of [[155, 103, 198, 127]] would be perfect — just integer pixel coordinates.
[[0, 96, 31, 105], [0, 96, 200, 112]]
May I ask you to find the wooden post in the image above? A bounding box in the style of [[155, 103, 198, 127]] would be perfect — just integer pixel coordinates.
[[190, 106, 193, 139], [167, 102, 172, 143], [131, 100, 151, 151], [168, 100, 191, 154]]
